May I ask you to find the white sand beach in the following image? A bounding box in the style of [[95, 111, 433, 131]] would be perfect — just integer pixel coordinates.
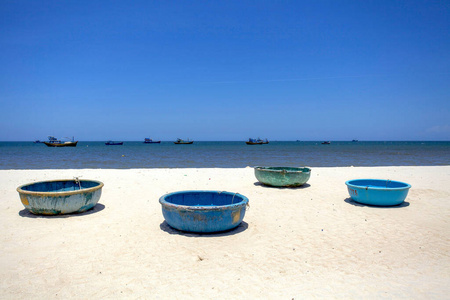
[[0, 166, 449, 299]]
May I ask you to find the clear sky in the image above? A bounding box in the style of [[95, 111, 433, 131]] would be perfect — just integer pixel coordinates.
[[1, 0, 449, 141]]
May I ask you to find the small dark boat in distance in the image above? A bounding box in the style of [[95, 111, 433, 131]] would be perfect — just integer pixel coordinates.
[[352, 139, 359, 142], [105, 141, 124, 145], [246, 139, 262, 145], [322, 141, 331, 145], [44, 136, 78, 147], [246, 138, 269, 145], [174, 138, 193, 144], [144, 138, 161, 144]]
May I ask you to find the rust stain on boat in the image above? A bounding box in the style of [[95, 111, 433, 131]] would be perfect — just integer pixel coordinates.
[[20, 194, 29, 206], [232, 210, 240, 224]]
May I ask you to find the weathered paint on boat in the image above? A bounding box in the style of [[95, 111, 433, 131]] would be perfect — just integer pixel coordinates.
[[159, 190, 248, 233], [254, 167, 311, 187], [345, 179, 411, 206], [17, 179, 104, 215]]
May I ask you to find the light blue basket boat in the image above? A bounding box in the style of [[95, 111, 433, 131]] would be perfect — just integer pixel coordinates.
[[345, 179, 411, 206]]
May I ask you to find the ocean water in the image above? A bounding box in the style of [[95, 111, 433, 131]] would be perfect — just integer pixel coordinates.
[[0, 141, 449, 169]]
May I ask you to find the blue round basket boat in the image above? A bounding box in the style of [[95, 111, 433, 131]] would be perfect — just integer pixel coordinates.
[[17, 179, 104, 215], [159, 190, 248, 233], [345, 179, 411, 206]]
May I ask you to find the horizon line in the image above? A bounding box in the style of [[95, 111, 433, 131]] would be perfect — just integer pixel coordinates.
[[2, 140, 449, 143]]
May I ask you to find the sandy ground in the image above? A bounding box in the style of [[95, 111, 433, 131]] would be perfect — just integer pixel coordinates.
[[0, 166, 449, 299]]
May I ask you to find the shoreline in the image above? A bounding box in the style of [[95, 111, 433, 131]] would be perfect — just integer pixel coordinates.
[[1, 163, 450, 170], [1, 166, 449, 298]]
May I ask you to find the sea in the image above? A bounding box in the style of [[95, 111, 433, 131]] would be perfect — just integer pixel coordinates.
[[0, 141, 449, 169]]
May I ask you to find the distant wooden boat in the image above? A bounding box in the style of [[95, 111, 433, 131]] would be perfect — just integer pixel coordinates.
[[174, 138, 193, 144], [44, 141, 78, 147], [105, 141, 124, 145], [322, 141, 331, 145], [246, 138, 268, 145], [44, 136, 78, 147], [246, 141, 262, 145], [144, 138, 161, 144]]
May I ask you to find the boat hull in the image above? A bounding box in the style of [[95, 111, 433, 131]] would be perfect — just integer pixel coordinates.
[[44, 141, 78, 147], [254, 167, 311, 187], [160, 190, 248, 233], [17, 179, 103, 215], [105, 142, 123, 145], [246, 142, 263, 145], [345, 179, 411, 206]]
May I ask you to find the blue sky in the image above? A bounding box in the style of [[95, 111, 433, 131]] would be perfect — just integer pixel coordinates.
[[1, 0, 449, 141]]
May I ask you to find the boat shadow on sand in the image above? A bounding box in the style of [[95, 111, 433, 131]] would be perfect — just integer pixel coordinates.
[[344, 198, 410, 209], [160, 221, 249, 237], [18, 203, 106, 219], [253, 182, 311, 190]]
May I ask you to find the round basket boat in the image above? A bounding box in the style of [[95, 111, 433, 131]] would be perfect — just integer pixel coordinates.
[[17, 179, 104, 215], [159, 190, 248, 233], [254, 167, 311, 187], [345, 179, 411, 206]]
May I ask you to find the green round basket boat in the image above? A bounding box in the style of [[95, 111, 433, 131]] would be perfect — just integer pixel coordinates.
[[254, 167, 311, 187], [17, 179, 104, 215]]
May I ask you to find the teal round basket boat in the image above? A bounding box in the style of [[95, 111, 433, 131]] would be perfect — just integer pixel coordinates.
[[17, 179, 104, 215], [159, 190, 248, 233], [254, 167, 311, 187], [345, 179, 411, 206]]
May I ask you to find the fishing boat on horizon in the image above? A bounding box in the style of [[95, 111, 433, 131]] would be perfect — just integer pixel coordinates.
[[246, 138, 269, 145], [322, 141, 331, 145], [44, 136, 78, 147], [174, 138, 193, 144], [144, 138, 161, 144], [105, 141, 124, 145]]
